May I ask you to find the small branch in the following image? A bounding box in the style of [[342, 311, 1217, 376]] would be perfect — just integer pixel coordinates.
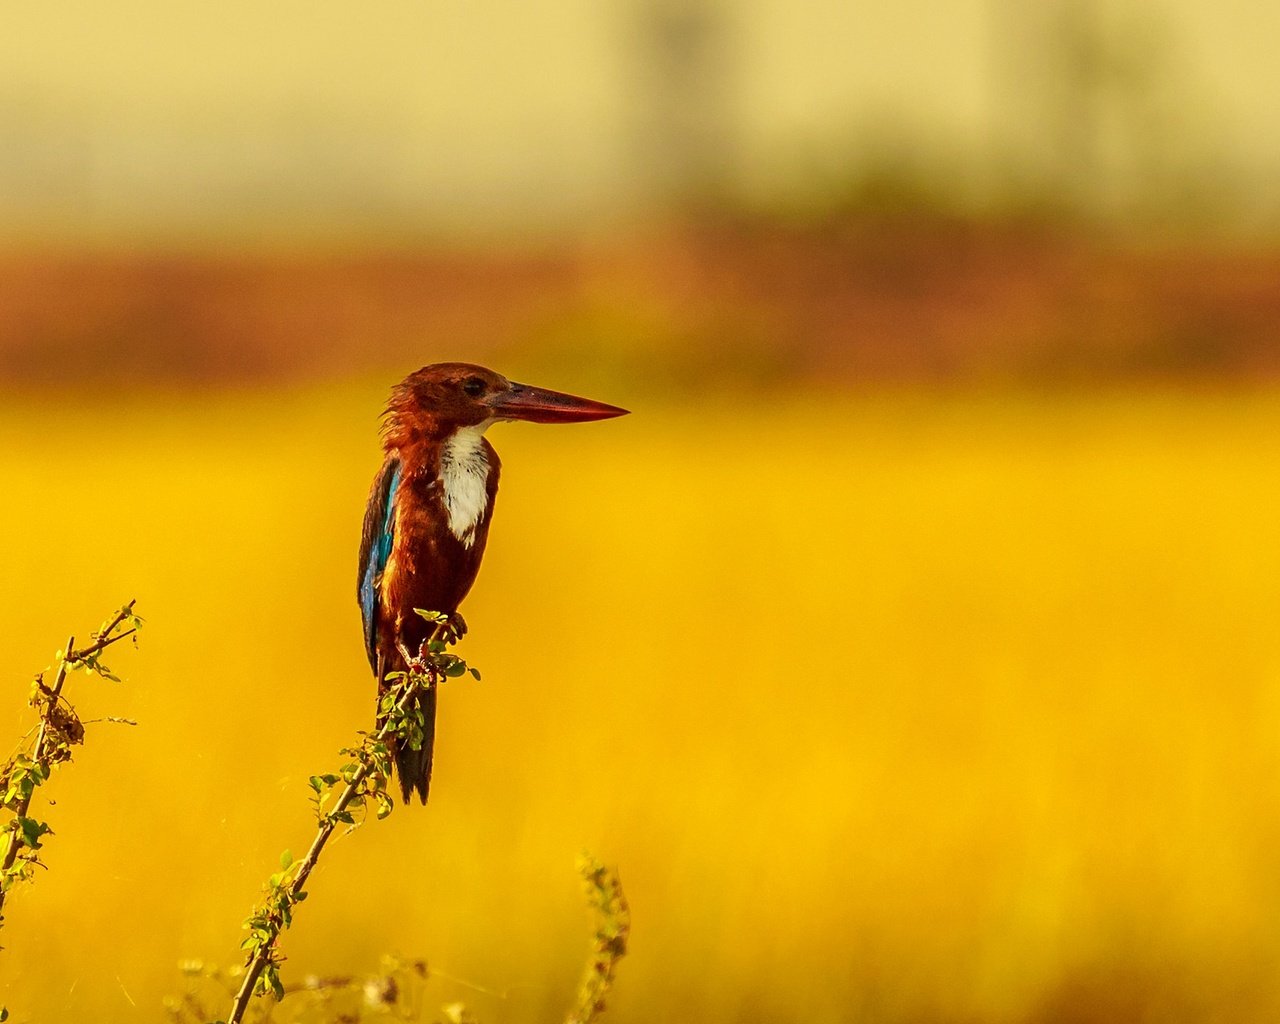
[[44, 634, 76, 707], [67, 599, 137, 665], [226, 624, 453, 1024], [566, 856, 631, 1024], [79, 627, 137, 659], [0, 600, 141, 929], [174, 853, 627, 1024], [0, 637, 75, 916]]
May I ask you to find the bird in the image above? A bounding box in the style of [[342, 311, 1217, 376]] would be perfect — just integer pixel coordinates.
[[357, 363, 628, 804]]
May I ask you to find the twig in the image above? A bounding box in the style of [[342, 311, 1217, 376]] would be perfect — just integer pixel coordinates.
[[71, 600, 138, 664], [0, 599, 140, 925], [226, 625, 450, 1024], [565, 856, 631, 1024], [1, 632, 77, 886], [172, 852, 627, 1024]]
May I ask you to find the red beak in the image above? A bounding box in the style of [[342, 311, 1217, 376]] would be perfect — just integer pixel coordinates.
[[487, 382, 629, 424]]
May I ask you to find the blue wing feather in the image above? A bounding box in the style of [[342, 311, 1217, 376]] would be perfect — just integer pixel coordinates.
[[357, 457, 401, 672]]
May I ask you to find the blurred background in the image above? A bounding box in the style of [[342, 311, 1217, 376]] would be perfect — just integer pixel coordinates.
[[3, 1, 1280, 1022]]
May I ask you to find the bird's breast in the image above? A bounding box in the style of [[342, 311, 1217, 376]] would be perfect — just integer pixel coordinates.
[[377, 434, 498, 647], [439, 425, 493, 549]]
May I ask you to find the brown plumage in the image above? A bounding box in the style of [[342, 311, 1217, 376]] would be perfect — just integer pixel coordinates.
[[357, 363, 627, 803]]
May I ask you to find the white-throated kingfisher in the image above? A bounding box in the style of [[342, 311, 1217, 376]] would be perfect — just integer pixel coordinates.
[[357, 363, 628, 803]]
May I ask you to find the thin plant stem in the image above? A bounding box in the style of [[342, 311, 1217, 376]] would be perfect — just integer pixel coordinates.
[[0, 599, 137, 923], [226, 629, 444, 1024], [0, 633, 74, 903]]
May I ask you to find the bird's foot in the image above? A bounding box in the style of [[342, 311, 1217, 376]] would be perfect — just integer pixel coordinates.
[[441, 612, 467, 646], [411, 614, 465, 660], [398, 614, 465, 665], [396, 641, 426, 674]]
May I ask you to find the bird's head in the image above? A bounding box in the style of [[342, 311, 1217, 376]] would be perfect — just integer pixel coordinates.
[[385, 362, 628, 442]]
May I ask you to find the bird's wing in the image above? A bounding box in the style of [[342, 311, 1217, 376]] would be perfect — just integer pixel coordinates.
[[357, 455, 402, 673]]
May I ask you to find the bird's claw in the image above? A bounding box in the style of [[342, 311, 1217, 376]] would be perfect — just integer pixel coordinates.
[[397, 641, 425, 673], [441, 612, 467, 646]]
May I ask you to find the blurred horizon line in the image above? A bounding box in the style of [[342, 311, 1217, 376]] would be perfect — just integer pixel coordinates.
[[2, 213, 1279, 394]]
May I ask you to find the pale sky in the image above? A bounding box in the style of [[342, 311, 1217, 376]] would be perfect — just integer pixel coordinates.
[[0, 0, 1276, 242]]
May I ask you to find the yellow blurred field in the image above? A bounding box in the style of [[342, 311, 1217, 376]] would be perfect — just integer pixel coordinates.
[[2, 384, 1280, 1023]]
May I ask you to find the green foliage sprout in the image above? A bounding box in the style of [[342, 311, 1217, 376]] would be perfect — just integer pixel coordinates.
[[167, 954, 431, 1024], [0, 600, 141, 929], [169, 856, 629, 1024], [225, 613, 472, 1024], [566, 856, 631, 1024], [0, 600, 141, 1024]]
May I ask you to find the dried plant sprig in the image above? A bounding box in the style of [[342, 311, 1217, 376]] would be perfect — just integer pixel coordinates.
[[225, 614, 472, 1024], [0, 600, 142, 931], [565, 855, 631, 1024], [166, 955, 430, 1024], [174, 852, 628, 1024]]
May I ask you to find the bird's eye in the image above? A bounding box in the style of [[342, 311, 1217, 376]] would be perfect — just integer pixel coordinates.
[[462, 377, 486, 397]]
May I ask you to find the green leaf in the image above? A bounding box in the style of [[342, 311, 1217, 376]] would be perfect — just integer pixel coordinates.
[[469, 667, 482, 681], [279, 849, 293, 870], [17, 817, 49, 850]]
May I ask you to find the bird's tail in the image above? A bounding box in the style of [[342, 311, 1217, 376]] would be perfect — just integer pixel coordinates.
[[393, 684, 436, 804], [377, 652, 437, 805]]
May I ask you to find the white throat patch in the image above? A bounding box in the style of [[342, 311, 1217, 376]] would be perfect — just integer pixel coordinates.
[[440, 421, 493, 548]]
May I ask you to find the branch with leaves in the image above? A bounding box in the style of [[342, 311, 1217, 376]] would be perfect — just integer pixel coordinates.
[[169, 857, 629, 1024], [225, 612, 473, 1024], [204, 608, 629, 1024], [566, 855, 631, 1024], [0, 600, 142, 932], [167, 954, 431, 1024]]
